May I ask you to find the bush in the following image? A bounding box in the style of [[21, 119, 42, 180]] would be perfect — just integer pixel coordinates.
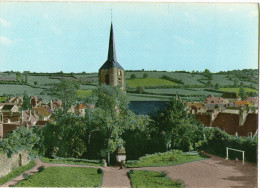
[[143, 73, 148, 78], [130, 74, 136, 79], [23, 173, 32, 180], [127, 170, 134, 177], [37, 166, 45, 172], [97, 168, 103, 174]]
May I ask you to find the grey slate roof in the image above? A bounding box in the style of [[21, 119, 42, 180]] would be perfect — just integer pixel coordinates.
[[100, 23, 124, 70], [128, 101, 167, 115]]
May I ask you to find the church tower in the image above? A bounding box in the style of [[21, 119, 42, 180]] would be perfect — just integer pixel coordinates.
[[98, 23, 124, 88]]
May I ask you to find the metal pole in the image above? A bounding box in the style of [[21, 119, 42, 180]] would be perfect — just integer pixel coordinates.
[[242, 151, 244, 165], [226, 147, 228, 160]]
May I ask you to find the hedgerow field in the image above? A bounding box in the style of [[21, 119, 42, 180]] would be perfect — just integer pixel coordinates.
[[0, 69, 258, 102]]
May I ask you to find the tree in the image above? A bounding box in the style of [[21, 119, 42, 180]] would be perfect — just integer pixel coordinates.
[[48, 79, 80, 112], [130, 74, 136, 79], [234, 80, 238, 87], [91, 84, 138, 164], [143, 73, 148, 78], [136, 86, 144, 94], [16, 72, 21, 83], [22, 91, 31, 110], [238, 87, 246, 100], [203, 69, 212, 80], [151, 98, 204, 152], [214, 83, 219, 90], [34, 81, 38, 86]]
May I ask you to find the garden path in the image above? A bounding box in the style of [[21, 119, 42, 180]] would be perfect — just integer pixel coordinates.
[[1, 153, 257, 188]]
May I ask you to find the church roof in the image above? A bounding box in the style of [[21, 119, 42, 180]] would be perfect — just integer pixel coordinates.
[[100, 23, 124, 70]]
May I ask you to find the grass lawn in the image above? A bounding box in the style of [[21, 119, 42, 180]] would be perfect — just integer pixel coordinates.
[[76, 89, 92, 98], [219, 87, 258, 93], [128, 170, 183, 188], [0, 96, 8, 102], [126, 78, 178, 88], [127, 150, 207, 167], [15, 166, 102, 187], [0, 160, 35, 185], [40, 157, 101, 166]]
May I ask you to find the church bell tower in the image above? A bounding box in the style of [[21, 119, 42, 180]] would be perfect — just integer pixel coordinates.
[[98, 23, 124, 89]]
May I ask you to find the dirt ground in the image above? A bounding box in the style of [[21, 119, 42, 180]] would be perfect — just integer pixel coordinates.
[[1, 153, 257, 188]]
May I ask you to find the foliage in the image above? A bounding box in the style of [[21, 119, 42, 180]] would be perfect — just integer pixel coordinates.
[[48, 79, 80, 112], [136, 86, 144, 94], [143, 73, 148, 78], [130, 74, 136, 79], [15, 167, 102, 187], [161, 75, 184, 84], [0, 96, 8, 102], [97, 168, 103, 174], [203, 69, 212, 80], [37, 166, 45, 172], [128, 170, 183, 188], [126, 150, 206, 167], [150, 97, 204, 151], [219, 87, 258, 94], [238, 87, 246, 100], [23, 173, 32, 180], [76, 90, 92, 98], [0, 126, 41, 157], [21, 91, 31, 110], [40, 157, 101, 166], [0, 160, 35, 186], [201, 127, 257, 163]]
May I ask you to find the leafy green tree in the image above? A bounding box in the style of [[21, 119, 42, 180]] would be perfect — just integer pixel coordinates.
[[130, 74, 136, 79], [22, 91, 31, 110], [143, 73, 148, 78], [238, 87, 246, 100], [214, 83, 219, 90], [91, 84, 138, 164], [34, 81, 38, 86], [136, 86, 144, 94], [0, 126, 40, 157], [151, 98, 204, 152], [48, 79, 80, 112]]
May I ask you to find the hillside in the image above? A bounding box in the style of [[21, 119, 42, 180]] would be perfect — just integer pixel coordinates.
[[0, 69, 258, 102]]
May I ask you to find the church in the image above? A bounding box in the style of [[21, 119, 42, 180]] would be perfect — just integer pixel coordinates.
[[98, 23, 125, 89]]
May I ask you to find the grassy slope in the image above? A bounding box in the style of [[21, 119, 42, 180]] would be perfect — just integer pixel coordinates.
[[128, 170, 183, 188], [0, 160, 35, 185], [127, 150, 206, 167], [15, 166, 102, 187], [219, 87, 258, 93], [126, 78, 178, 88]]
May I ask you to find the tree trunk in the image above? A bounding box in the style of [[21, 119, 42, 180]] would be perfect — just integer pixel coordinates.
[[108, 151, 110, 166]]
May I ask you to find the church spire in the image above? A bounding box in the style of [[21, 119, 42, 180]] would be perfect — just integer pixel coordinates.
[[107, 23, 117, 62]]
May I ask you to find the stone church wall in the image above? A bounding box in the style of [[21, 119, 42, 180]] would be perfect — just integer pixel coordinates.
[[0, 150, 30, 178]]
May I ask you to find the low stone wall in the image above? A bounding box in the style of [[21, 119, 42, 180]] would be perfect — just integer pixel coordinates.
[[0, 150, 30, 178]]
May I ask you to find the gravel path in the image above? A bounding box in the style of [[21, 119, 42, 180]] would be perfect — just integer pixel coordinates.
[[1, 153, 257, 188]]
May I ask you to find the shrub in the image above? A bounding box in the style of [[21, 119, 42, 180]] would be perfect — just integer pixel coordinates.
[[23, 173, 32, 180], [130, 74, 136, 79], [97, 168, 103, 174], [143, 73, 148, 78], [127, 170, 134, 177], [37, 166, 45, 172]]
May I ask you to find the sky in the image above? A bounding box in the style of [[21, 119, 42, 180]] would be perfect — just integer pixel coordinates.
[[0, 2, 258, 73]]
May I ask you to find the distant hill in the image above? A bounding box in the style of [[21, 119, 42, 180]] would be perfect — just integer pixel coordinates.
[[0, 69, 258, 102]]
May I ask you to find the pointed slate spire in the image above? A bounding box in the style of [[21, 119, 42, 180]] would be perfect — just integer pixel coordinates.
[[100, 23, 124, 70], [107, 23, 117, 62]]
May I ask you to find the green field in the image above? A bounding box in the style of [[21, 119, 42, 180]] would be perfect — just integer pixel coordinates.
[[126, 78, 178, 88], [128, 170, 183, 188], [15, 167, 102, 187], [127, 150, 206, 167], [0, 160, 35, 186], [219, 87, 258, 93], [76, 90, 92, 98]]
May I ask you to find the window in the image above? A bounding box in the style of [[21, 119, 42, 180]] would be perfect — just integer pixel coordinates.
[[118, 70, 121, 76], [105, 74, 109, 85]]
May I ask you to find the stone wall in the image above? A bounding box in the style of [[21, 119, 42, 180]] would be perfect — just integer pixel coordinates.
[[98, 67, 125, 88], [0, 150, 30, 178]]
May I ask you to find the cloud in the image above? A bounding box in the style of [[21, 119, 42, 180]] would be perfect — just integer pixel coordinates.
[[0, 36, 12, 46], [171, 35, 195, 46], [0, 18, 11, 27]]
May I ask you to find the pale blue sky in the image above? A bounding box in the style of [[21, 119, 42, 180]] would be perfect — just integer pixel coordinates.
[[0, 2, 258, 73]]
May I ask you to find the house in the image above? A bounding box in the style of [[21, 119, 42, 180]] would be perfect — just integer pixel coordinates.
[[186, 102, 206, 114], [204, 95, 223, 104], [30, 96, 43, 108], [21, 110, 38, 128], [1, 104, 19, 113], [245, 97, 258, 107], [49, 99, 62, 111], [8, 96, 23, 106], [234, 100, 250, 107], [0, 111, 21, 138]]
